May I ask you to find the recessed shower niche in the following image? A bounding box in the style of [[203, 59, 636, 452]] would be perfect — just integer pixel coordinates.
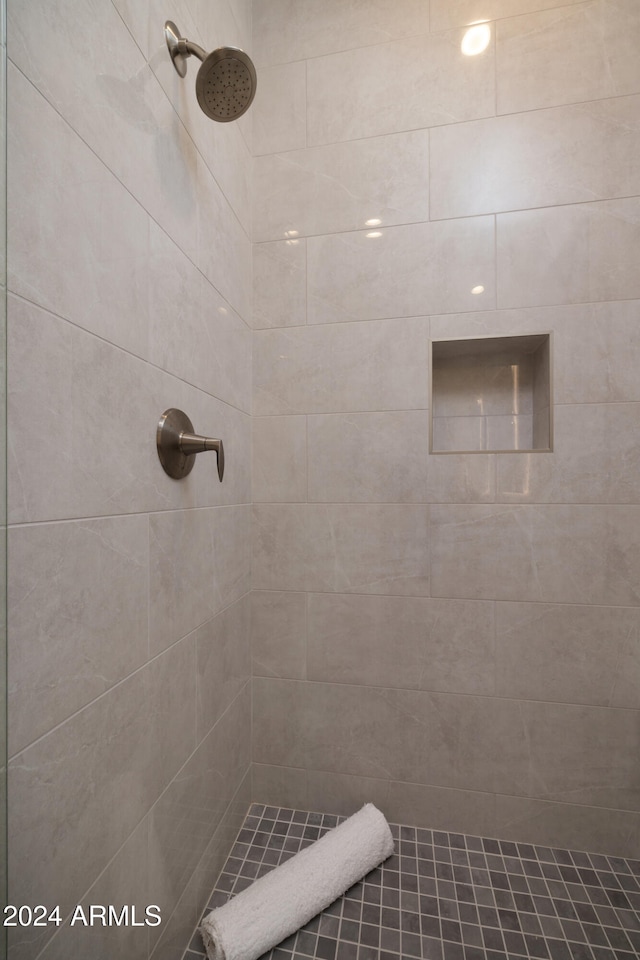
[[430, 333, 552, 453]]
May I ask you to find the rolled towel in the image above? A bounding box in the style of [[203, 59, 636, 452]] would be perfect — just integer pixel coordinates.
[[200, 803, 394, 960]]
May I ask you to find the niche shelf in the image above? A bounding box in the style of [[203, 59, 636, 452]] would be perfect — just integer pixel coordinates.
[[430, 333, 552, 454]]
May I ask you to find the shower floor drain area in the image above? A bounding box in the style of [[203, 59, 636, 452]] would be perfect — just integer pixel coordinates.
[[183, 803, 640, 960]]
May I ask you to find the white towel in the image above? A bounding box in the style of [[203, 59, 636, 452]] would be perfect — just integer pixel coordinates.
[[200, 803, 394, 960]]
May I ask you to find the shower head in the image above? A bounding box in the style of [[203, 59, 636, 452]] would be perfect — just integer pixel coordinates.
[[164, 21, 257, 122]]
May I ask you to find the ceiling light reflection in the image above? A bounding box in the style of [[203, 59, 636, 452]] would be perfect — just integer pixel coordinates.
[[471, 284, 485, 295], [366, 231, 383, 238], [461, 22, 491, 56]]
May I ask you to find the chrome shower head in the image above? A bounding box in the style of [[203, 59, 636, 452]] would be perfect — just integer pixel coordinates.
[[164, 21, 257, 122]]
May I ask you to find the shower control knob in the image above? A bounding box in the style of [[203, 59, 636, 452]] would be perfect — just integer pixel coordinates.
[[156, 408, 225, 481]]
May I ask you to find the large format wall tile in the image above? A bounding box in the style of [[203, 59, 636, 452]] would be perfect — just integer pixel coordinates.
[[252, 679, 499, 789], [491, 698, 640, 812], [8, 516, 149, 756], [34, 819, 150, 960], [252, 416, 307, 503], [149, 505, 250, 655], [8, 65, 150, 359], [196, 595, 251, 741], [8, 296, 250, 524], [307, 32, 495, 146], [197, 154, 252, 323], [430, 504, 640, 606], [496, 601, 640, 709], [497, 0, 640, 115], [253, 130, 429, 241], [253, 679, 640, 812], [308, 218, 495, 323], [253, 0, 430, 66], [251, 61, 307, 156], [430, 96, 640, 220], [307, 593, 495, 695], [149, 225, 252, 413], [307, 411, 429, 503], [253, 504, 430, 595], [251, 590, 307, 680], [497, 200, 640, 309], [9, 0, 200, 260], [148, 686, 250, 954], [494, 794, 640, 861], [253, 318, 430, 416], [8, 637, 195, 948], [252, 238, 307, 328]]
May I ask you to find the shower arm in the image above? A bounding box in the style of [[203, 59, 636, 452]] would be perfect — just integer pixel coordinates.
[[178, 38, 207, 63], [165, 22, 207, 76]]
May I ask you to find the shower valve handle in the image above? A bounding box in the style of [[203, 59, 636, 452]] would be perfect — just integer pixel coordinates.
[[156, 408, 224, 482], [179, 432, 225, 481]]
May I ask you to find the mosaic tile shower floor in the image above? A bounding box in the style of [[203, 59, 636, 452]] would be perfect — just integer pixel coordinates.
[[184, 803, 640, 960]]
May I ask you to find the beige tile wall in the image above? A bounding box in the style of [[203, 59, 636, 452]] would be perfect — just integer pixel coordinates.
[[250, 0, 640, 857], [7, 1, 253, 958]]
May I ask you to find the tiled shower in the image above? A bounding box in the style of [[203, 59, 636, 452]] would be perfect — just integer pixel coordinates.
[[5, 0, 640, 958]]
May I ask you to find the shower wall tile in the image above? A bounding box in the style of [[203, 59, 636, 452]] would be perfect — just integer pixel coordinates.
[[426, 453, 497, 503], [497, 404, 640, 504], [430, 504, 640, 606], [307, 411, 429, 503], [149, 225, 252, 413], [307, 593, 495, 695], [253, 679, 640, 812], [8, 515, 149, 757], [252, 415, 307, 503], [8, 296, 250, 524], [35, 818, 150, 960], [306, 769, 393, 818], [307, 217, 496, 324], [253, 129, 430, 241], [253, 503, 429, 595], [386, 780, 497, 837], [8, 64, 150, 359], [9, 0, 253, 949], [189, 0, 254, 59], [251, 61, 307, 155], [195, 595, 251, 742], [494, 794, 640, 862], [9, 0, 201, 261], [197, 154, 252, 323], [148, 685, 251, 951], [495, 601, 640, 709], [150, 770, 252, 960], [251, 679, 504, 793], [496, 0, 640, 115], [8, 637, 196, 939], [253, 318, 430, 416], [430, 95, 640, 220], [149, 505, 251, 656], [252, 238, 307, 329], [497, 199, 640, 309], [252, 763, 310, 811], [306, 32, 495, 146], [306, 503, 429, 596], [491, 698, 640, 811], [430, 0, 587, 31], [252, 0, 430, 66], [251, 590, 307, 679]]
